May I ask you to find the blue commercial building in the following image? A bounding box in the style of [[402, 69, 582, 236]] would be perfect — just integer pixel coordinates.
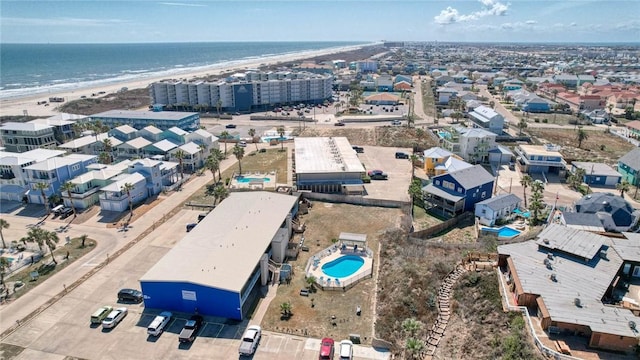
[[91, 110, 200, 132], [423, 164, 495, 217], [140, 192, 299, 320]]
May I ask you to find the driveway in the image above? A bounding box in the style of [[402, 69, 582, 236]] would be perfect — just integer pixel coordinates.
[[358, 146, 412, 202]]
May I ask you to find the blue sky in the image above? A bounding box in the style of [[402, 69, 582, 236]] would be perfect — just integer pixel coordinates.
[[1, 0, 638, 43]]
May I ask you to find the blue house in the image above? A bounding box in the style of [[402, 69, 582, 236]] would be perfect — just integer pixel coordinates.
[[522, 98, 551, 113], [570, 161, 621, 187], [376, 75, 394, 92], [395, 75, 413, 85], [422, 165, 495, 217], [140, 192, 299, 320], [24, 154, 98, 205], [617, 148, 640, 186]]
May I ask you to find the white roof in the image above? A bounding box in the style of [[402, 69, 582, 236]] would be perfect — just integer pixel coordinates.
[[46, 113, 89, 122], [123, 137, 152, 149], [518, 144, 563, 158], [423, 147, 453, 159], [140, 192, 299, 292], [177, 142, 200, 154], [58, 132, 112, 149], [24, 154, 95, 171], [92, 110, 197, 121], [0, 149, 65, 166], [149, 139, 179, 152], [71, 167, 123, 184], [141, 125, 163, 134], [28, 118, 75, 127], [100, 172, 145, 192], [0, 122, 52, 132], [166, 127, 188, 136], [294, 137, 365, 174], [113, 125, 137, 134]]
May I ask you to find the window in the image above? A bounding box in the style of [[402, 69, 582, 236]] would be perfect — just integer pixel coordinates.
[[435, 180, 440, 185], [481, 191, 487, 198], [457, 187, 462, 193], [71, 164, 80, 171], [442, 180, 455, 190]]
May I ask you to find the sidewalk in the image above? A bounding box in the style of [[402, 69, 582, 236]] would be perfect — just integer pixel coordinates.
[[0, 153, 241, 337]]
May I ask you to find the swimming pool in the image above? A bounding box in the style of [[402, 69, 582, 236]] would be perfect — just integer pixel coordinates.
[[482, 226, 521, 239], [321, 255, 364, 278], [438, 131, 452, 140], [513, 208, 531, 218], [236, 176, 271, 183]]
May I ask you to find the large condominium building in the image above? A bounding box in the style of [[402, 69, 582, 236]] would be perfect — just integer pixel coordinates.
[[150, 71, 333, 113], [90, 110, 200, 132], [0, 122, 57, 153]]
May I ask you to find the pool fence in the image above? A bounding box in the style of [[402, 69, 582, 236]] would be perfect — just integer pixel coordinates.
[[305, 243, 374, 291]]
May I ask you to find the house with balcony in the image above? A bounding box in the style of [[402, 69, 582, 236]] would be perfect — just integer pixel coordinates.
[[423, 147, 454, 176], [163, 127, 189, 145], [24, 154, 98, 205], [58, 132, 122, 157], [475, 193, 522, 226], [618, 148, 640, 186], [98, 172, 147, 212], [127, 158, 179, 196], [438, 126, 498, 164], [138, 125, 164, 142], [0, 122, 57, 153], [117, 137, 152, 160], [422, 164, 495, 217], [623, 120, 640, 139], [514, 144, 566, 175], [28, 117, 75, 143], [185, 129, 220, 155], [570, 162, 621, 187], [0, 149, 65, 202], [468, 105, 504, 135], [143, 139, 179, 160], [65, 160, 132, 209], [170, 142, 203, 173]]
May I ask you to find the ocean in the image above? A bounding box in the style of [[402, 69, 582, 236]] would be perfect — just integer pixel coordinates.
[[0, 41, 366, 99]]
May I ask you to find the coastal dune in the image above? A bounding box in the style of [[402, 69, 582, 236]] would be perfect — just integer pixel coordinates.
[[0, 44, 374, 118]]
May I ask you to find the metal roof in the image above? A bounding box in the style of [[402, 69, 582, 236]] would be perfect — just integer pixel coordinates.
[[536, 224, 605, 260], [294, 137, 365, 174], [619, 148, 640, 172], [422, 183, 464, 202], [0, 122, 52, 132], [476, 193, 521, 211], [571, 162, 621, 177], [123, 137, 152, 150], [24, 154, 95, 171], [92, 110, 198, 121], [100, 172, 145, 192], [612, 234, 640, 263], [423, 147, 453, 159], [149, 139, 179, 152], [339, 232, 367, 243], [140, 192, 299, 292], [446, 164, 495, 190], [499, 232, 637, 338]]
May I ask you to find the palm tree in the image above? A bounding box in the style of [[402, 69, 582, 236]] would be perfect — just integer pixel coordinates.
[[277, 126, 285, 151], [489, 100, 495, 109], [520, 174, 532, 208], [60, 181, 76, 217], [402, 318, 422, 336], [617, 180, 631, 197], [576, 127, 589, 148], [232, 145, 245, 175], [305, 275, 316, 291], [215, 100, 222, 120], [0, 219, 8, 249], [248, 128, 259, 151], [220, 131, 230, 156], [409, 154, 419, 178], [0, 257, 10, 286], [173, 149, 186, 180], [405, 338, 425, 360], [211, 148, 224, 180], [98, 152, 111, 164], [517, 118, 528, 136], [43, 230, 60, 265], [35, 182, 50, 215], [205, 155, 220, 183], [121, 182, 135, 220], [568, 168, 586, 190], [102, 138, 113, 164], [22, 227, 47, 253], [280, 301, 292, 318], [213, 184, 229, 205], [529, 180, 546, 225]]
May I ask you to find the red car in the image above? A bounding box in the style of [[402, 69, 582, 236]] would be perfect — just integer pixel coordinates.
[[319, 337, 335, 359]]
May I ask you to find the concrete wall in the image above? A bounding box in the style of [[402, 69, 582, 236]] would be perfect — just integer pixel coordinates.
[[300, 192, 410, 210], [590, 332, 637, 353]]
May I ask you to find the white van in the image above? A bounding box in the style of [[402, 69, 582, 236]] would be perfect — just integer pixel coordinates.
[[147, 311, 173, 336]]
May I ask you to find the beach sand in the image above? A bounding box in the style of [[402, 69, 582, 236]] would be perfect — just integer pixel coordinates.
[[0, 44, 372, 118]]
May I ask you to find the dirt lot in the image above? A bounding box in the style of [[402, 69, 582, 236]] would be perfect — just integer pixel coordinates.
[[58, 88, 150, 115], [299, 126, 439, 151], [527, 128, 635, 165], [260, 202, 406, 344]]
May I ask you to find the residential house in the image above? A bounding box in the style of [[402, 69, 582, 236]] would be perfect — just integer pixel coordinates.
[[0, 122, 57, 153], [393, 81, 412, 92], [117, 137, 152, 160], [24, 154, 98, 205], [109, 125, 138, 142], [498, 224, 639, 354], [363, 93, 400, 105], [185, 129, 219, 156], [503, 79, 524, 91], [422, 164, 495, 217], [422, 147, 468, 176], [98, 172, 147, 212], [435, 157, 472, 175], [510, 90, 551, 113], [514, 144, 566, 175], [475, 193, 522, 226], [0, 149, 65, 202], [28, 117, 75, 143], [436, 87, 458, 105], [170, 142, 203, 173], [434, 75, 454, 86], [488, 145, 514, 165], [375, 75, 394, 92], [570, 162, 621, 187], [65, 160, 132, 209], [618, 148, 640, 185], [143, 139, 179, 160], [624, 120, 640, 138], [127, 158, 179, 196], [468, 105, 504, 134], [138, 125, 164, 142], [580, 95, 604, 110], [58, 132, 122, 158], [394, 75, 412, 86], [554, 74, 580, 88], [163, 127, 188, 145], [574, 192, 640, 232], [581, 109, 610, 124], [439, 126, 498, 164]]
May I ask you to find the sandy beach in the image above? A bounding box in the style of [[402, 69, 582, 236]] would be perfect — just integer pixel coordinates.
[[0, 44, 372, 118]]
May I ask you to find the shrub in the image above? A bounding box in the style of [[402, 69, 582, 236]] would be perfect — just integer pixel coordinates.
[[225, 177, 230, 185], [542, 118, 548, 123]]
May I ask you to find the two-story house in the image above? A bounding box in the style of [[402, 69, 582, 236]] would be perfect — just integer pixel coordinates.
[[170, 142, 203, 173], [109, 125, 138, 142], [422, 147, 471, 176], [143, 139, 179, 160], [0, 149, 65, 202], [127, 158, 179, 196], [117, 137, 152, 160], [514, 144, 566, 175], [422, 164, 495, 217], [137, 125, 164, 142], [98, 172, 147, 212], [618, 148, 640, 186], [24, 154, 97, 205], [185, 129, 220, 156], [475, 193, 522, 226], [0, 122, 57, 153], [65, 160, 132, 209], [468, 105, 504, 135]]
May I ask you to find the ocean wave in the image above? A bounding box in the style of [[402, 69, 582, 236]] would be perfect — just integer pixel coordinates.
[[0, 43, 374, 100]]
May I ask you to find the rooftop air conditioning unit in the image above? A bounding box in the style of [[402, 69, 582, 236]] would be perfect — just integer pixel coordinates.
[[550, 273, 557, 282], [599, 250, 608, 260], [629, 321, 637, 331], [547, 253, 554, 260], [543, 238, 550, 244], [574, 297, 582, 307]]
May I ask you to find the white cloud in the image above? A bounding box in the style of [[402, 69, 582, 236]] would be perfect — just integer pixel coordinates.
[[434, 0, 509, 25], [525, 20, 537, 25], [1, 17, 128, 27], [159, 2, 206, 7], [570, 22, 577, 27]]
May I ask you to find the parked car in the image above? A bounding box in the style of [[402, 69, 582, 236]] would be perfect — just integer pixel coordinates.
[[186, 223, 197, 232], [147, 311, 173, 336], [395, 152, 409, 159], [59, 207, 74, 219], [102, 307, 128, 329], [51, 204, 64, 215], [391, 120, 402, 126], [368, 169, 388, 180], [90, 305, 113, 324], [319, 338, 335, 360], [225, 124, 237, 129], [179, 315, 204, 343], [339, 340, 354, 360], [352, 146, 364, 153], [334, 122, 345, 126], [238, 325, 262, 355], [117, 288, 143, 303], [238, 140, 247, 147]]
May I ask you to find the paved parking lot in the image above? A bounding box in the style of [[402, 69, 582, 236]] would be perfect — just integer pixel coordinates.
[[2, 207, 389, 360], [357, 145, 412, 202]]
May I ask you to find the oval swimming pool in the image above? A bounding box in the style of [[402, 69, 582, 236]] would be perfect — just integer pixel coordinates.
[[321, 255, 364, 278]]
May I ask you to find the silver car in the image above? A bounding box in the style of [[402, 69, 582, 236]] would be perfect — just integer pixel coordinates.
[[102, 307, 128, 329]]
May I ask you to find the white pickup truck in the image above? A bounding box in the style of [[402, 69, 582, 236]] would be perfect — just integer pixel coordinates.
[[238, 325, 261, 356]]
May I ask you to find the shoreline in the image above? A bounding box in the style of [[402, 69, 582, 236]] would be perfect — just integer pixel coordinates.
[[0, 43, 379, 117]]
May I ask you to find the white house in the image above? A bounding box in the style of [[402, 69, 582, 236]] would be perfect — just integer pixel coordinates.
[[475, 193, 522, 226], [98, 172, 147, 212]]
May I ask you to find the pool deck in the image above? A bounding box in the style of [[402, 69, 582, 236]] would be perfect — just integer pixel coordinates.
[[229, 171, 277, 190], [307, 249, 373, 289]]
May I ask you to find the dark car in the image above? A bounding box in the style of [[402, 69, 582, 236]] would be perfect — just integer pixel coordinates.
[[352, 146, 364, 153], [225, 124, 237, 129], [368, 169, 388, 180], [186, 223, 197, 232], [179, 315, 204, 343], [118, 288, 143, 303], [334, 122, 345, 126], [395, 152, 409, 159], [59, 207, 74, 219]]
